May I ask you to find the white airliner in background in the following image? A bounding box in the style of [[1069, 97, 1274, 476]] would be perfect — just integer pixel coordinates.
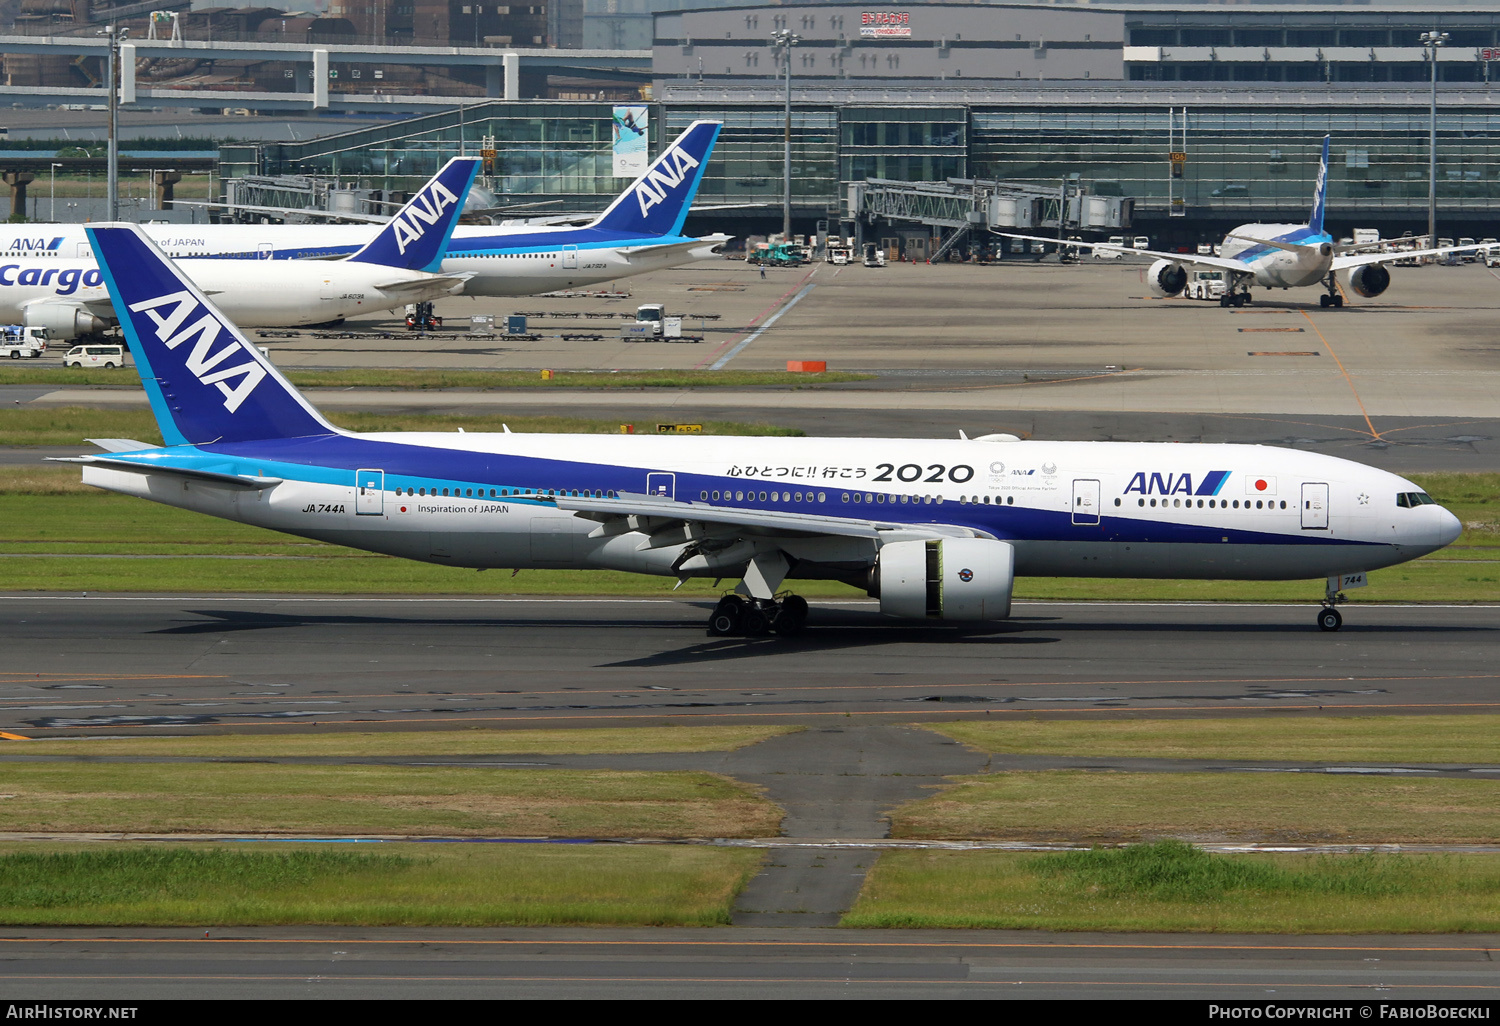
[[1, 121, 729, 300], [1004, 136, 1485, 308], [54, 222, 1462, 636], [0, 158, 480, 341]]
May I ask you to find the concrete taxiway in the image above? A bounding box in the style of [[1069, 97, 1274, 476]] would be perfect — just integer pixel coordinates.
[[2, 596, 1496, 736]]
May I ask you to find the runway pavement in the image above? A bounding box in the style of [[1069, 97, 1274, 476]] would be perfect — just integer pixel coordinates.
[[2, 596, 1496, 736], [4, 928, 1498, 999]]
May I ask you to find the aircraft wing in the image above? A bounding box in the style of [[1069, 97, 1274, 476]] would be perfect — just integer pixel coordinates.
[[551, 491, 988, 543], [991, 232, 1254, 275], [1331, 243, 1491, 271]]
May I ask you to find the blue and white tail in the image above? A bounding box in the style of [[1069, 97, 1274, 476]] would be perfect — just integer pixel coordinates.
[[590, 120, 721, 239], [1309, 135, 1330, 235], [347, 156, 480, 272], [86, 224, 336, 447]]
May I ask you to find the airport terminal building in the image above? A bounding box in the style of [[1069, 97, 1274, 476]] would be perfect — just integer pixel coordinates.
[[225, 2, 1500, 244]]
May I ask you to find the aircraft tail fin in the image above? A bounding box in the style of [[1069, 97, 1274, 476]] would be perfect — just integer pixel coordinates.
[[86, 223, 338, 447], [1309, 135, 1330, 235], [590, 120, 721, 239], [346, 156, 481, 272]]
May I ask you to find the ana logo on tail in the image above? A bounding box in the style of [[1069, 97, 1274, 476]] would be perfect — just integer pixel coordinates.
[[634, 145, 703, 219], [127, 290, 265, 413], [391, 179, 461, 255]]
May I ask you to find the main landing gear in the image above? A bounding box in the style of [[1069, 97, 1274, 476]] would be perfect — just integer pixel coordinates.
[[708, 593, 808, 637], [1319, 274, 1344, 308]]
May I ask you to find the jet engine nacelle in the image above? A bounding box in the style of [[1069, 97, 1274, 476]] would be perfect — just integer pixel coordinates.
[[873, 537, 1014, 621], [1347, 263, 1391, 298], [23, 303, 108, 340], [1146, 259, 1188, 298]]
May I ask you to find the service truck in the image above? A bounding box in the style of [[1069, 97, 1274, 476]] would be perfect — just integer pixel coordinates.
[[0, 324, 50, 359], [620, 303, 700, 342]]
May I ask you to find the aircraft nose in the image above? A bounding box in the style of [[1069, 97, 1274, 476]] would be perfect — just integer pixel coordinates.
[[1436, 505, 1463, 547]]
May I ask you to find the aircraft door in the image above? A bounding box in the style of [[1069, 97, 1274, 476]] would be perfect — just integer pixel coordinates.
[[562, 245, 578, 269], [1071, 479, 1100, 526], [76, 243, 92, 259], [646, 472, 675, 500], [1301, 482, 1329, 530], [355, 469, 384, 515], [257, 243, 274, 260]]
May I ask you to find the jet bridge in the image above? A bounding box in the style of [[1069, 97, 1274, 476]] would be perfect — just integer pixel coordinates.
[[848, 177, 1133, 260]]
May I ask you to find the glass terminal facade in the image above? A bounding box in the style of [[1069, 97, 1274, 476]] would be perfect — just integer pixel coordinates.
[[237, 95, 1500, 235]]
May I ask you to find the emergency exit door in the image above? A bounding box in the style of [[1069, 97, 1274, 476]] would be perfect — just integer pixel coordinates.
[[355, 469, 384, 515], [1072, 479, 1100, 525], [1301, 482, 1329, 530]]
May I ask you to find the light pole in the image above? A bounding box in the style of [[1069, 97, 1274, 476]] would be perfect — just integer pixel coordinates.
[[770, 28, 801, 241], [102, 23, 129, 222], [1422, 29, 1449, 248], [50, 162, 61, 221]]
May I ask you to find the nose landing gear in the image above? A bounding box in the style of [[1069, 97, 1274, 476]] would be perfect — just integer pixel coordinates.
[[1319, 274, 1345, 308], [1318, 578, 1346, 631], [707, 593, 809, 637]]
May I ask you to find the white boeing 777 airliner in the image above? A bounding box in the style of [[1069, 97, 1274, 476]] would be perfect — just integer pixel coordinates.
[[1004, 137, 1485, 308], [56, 223, 1461, 635]]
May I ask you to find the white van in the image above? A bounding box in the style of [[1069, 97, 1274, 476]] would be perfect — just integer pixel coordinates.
[[64, 344, 126, 368], [1093, 236, 1126, 260]]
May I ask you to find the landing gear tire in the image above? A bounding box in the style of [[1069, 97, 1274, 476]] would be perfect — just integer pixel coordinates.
[[1317, 607, 1343, 632], [708, 596, 744, 636], [741, 605, 771, 637], [1332, 294, 1344, 308], [1320, 294, 1331, 307], [773, 595, 809, 636]]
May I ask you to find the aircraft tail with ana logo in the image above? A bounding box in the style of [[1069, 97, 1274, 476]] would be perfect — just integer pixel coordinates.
[[346, 156, 481, 272], [1308, 135, 1330, 235], [86, 223, 337, 447], [590, 120, 721, 239]]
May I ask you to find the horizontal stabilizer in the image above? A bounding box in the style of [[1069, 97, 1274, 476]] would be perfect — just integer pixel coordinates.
[[87, 437, 154, 453], [48, 455, 283, 490]]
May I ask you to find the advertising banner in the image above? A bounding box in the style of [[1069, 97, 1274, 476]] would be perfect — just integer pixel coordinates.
[[612, 105, 649, 177]]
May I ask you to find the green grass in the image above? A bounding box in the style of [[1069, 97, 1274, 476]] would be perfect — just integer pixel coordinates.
[[887, 770, 1500, 844], [0, 367, 871, 390], [0, 843, 762, 927], [929, 716, 1500, 765], [0, 407, 803, 447], [842, 842, 1500, 933], [0, 762, 783, 838], [10, 725, 801, 758]]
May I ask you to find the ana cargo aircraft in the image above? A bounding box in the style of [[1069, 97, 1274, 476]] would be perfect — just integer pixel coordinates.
[[57, 223, 1461, 635], [6, 121, 729, 299], [1003, 137, 1484, 308], [0, 158, 480, 341]]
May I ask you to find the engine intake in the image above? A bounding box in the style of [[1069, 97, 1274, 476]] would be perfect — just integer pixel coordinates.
[[872, 538, 1014, 621], [1146, 259, 1188, 298], [1347, 263, 1391, 298]]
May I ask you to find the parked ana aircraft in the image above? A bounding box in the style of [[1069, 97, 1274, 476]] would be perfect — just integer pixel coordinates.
[[5, 121, 729, 299], [58, 223, 1460, 635], [1003, 136, 1484, 308], [1, 157, 480, 340]]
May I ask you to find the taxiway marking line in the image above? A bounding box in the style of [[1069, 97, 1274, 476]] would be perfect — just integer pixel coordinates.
[[1300, 310, 1380, 439]]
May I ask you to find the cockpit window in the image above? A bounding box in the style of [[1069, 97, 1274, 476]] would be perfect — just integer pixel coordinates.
[[1396, 492, 1437, 508]]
